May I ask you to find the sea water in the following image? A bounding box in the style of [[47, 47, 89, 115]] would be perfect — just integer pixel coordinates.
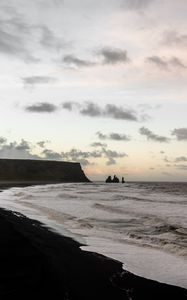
[[0, 181, 186, 288]]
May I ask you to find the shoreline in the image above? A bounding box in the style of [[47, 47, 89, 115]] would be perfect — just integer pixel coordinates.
[[0, 207, 186, 299]]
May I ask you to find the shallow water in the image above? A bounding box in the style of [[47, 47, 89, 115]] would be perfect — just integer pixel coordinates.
[[0, 181, 186, 288]]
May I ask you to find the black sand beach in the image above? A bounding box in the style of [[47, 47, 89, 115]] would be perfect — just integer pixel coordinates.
[[0, 208, 186, 299]]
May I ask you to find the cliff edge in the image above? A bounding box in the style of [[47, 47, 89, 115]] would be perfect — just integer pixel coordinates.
[[0, 158, 90, 186]]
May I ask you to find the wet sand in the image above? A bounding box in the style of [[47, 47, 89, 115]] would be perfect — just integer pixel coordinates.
[[0, 208, 186, 299]]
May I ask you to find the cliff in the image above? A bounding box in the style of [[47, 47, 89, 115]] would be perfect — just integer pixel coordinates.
[[0, 158, 90, 186]]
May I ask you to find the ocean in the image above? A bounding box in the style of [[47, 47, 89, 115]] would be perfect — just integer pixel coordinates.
[[0, 181, 186, 289]]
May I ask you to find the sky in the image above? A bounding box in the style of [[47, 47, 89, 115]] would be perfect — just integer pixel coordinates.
[[0, 0, 187, 181]]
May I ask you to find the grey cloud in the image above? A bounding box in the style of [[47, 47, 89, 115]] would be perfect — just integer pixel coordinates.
[[96, 132, 108, 140], [22, 76, 57, 86], [62, 101, 140, 121], [98, 47, 130, 64], [106, 158, 116, 165], [139, 127, 170, 142], [61, 146, 127, 166], [25, 102, 58, 113], [63, 47, 130, 68], [163, 156, 171, 163], [175, 164, 187, 171], [110, 133, 131, 141], [62, 101, 78, 111], [37, 140, 50, 148], [122, 0, 155, 10], [76, 158, 90, 166], [0, 137, 7, 144], [91, 142, 107, 148], [105, 104, 137, 121], [96, 131, 131, 141], [39, 25, 68, 51], [0, 138, 40, 159], [0, 135, 127, 166], [42, 149, 62, 160], [171, 128, 187, 141], [63, 54, 94, 68], [175, 156, 187, 163], [163, 31, 187, 47], [16, 139, 30, 151], [37, 0, 64, 7], [80, 102, 102, 117], [162, 172, 172, 176], [0, 17, 39, 63], [147, 56, 186, 69], [102, 148, 127, 158], [61, 148, 102, 165]]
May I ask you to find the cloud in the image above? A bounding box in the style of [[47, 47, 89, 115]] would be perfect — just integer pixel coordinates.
[[106, 157, 116, 165], [62, 101, 139, 121], [62, 102, 78, 111], [39, 25, 68, 51], [61, 146, 127, 166], [122, 0, 155, 10], [22, 76, 57, 86], [171, 128, 187, 141], [162, 171, 172, 176], [104, 104, 137, 121], [139, 127, 170, 142], [25, 102, 58, 113], [163, 156, 171, 163], [90, 142, 107, 148], [0, 138, 40, 159], [147, 56, 186, 70], [98, 47, 130, 64], [102, 147, 127, 166], [37, 0, 64, 7], [37, 140, 50, 148], [163, 30, 187, 47], [0, 136, 127, 166], [0, 137, 7, 144], [42, 149, 62, 160], [80, 102, 102, 117], [0, 17, 39, 63], [96, 131, 131, 141], [63, 54, 94, 68], [62, 47, 130, 68], [175, 156, 187, 163], [102, 148, 127, 158], [175, 164, 187, 171]]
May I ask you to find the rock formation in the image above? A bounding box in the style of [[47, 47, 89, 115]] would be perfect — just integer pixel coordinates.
[[0, 159, 90, 187]]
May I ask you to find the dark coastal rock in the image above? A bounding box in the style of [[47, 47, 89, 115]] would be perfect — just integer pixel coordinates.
[[0, 208, 186, 300], [0, 158, 90, 187]]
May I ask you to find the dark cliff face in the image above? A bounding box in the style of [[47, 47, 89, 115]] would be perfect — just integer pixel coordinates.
[[0, 159, 90, 184]]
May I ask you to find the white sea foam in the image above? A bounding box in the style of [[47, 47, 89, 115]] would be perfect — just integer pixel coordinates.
[[0, 182, 186, 288]]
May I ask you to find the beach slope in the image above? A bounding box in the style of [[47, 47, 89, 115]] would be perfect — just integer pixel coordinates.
[[0, 208, 186, 299]]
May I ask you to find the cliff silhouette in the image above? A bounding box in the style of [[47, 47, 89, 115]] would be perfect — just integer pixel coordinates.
[[0, 158, 90, 186]]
